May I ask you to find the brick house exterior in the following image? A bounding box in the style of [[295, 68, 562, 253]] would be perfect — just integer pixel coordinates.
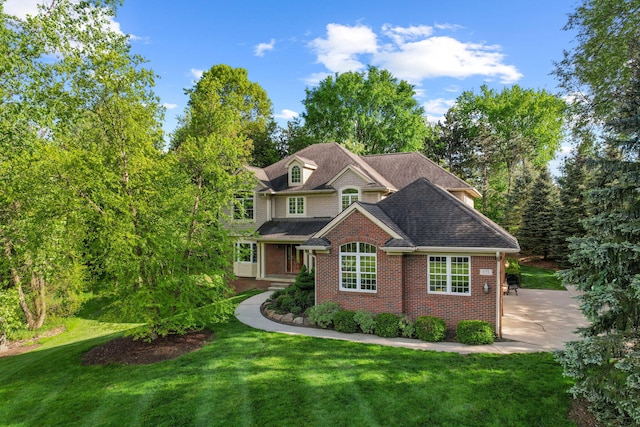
[[234, 143, 519, 335]]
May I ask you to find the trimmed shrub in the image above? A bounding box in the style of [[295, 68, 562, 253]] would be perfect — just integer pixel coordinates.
[[306, 301, 340, 328], [266, 267, 315, 314], [290, 306, 302, 316], [353, 310, 375, 334], [414, 316, 446, 342], [456, 320, 494, 345], [398, 315, 415, 338], [295, 265, 315, 291], [333, 310, 358, 333], [374, 313, 400, 338]]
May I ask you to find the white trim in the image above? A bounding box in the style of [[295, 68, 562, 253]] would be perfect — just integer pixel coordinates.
[[289, 164, 302, 186], [380, 246, 519, 254], [339, 242, 377, 293], [496, 251, 501, 337], [312, 203, 403, 240], [339, 187, 360, 211], [286, 196, 305, 217], [285, 155, 318, 169], [427, 254, 471, 296]]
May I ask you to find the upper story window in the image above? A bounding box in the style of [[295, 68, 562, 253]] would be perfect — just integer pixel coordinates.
[[233, 194, 254, 220], [340, 242, 377, 292], [287, 196, 305, 216], [290, 165, 301, 185], [341, 188, 360, 210], [428, 255, 470, 295]]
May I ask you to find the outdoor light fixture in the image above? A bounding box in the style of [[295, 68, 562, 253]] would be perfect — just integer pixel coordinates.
[[483, 283, 489, 294]]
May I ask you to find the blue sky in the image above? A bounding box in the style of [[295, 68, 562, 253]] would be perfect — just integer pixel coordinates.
[[7, 0, 578, 162]]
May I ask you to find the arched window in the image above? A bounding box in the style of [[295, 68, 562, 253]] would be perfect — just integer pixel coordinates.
[[341, 188, 360, 210], [340, 242, 377, 292], [290, 165, 301, 184]]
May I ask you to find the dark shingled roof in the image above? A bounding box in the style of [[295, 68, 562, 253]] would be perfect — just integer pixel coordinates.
[[254, 143, 476, 194], [257, 218, 332, 240], [366, 178, 519, 250]]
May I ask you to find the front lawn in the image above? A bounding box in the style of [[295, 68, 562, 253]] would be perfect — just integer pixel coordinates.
[[0, 297, 575, 426], [521, 265, 565, 290]]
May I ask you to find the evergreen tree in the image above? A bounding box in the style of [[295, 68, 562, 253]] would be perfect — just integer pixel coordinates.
[[552, 153, 589, 267], [502, 164, 536, 237], [518, 167, 558, 259], [557, 43, 640, 424]]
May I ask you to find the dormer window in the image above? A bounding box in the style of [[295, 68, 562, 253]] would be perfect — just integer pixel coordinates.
[[341, 188, 360, 210], [286, 155, 317, 187], [291, 165, 301, 184]]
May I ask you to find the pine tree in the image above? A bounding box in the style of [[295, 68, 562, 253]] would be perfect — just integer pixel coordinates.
[[557, 44, 640, 424], [518, 167, 558, 259], [552, 153, 589, 267]]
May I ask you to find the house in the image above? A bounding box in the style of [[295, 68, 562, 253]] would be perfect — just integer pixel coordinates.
[[232, 142, 519, 335]]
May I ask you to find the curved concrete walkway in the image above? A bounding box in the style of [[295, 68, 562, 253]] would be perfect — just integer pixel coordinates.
[[235, 287, 589, 354]]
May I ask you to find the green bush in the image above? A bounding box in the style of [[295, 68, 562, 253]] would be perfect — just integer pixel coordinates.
[[306, 301, 340, 328], [456, 320, 494, 345], [414, 316, 446, 342], [290, 306, 302, 315], [333, 310, 358, 333], [374, 313, 400, 338], [266, 267, 315, 314], [398, 315, 415, 338], [295, 265, 315, 291], [353, 310, 375, 334]]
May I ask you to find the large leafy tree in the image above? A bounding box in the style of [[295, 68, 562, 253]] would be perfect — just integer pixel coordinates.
[[301, 66, 428, 154], [556, 12, 640, 422], [442, 85, 565, 223]]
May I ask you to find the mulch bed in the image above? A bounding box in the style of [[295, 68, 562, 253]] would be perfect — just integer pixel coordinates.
[[82, 330, 214, 365]]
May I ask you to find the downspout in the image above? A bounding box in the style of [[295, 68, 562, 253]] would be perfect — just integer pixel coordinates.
[[496, 251, 501, 337]]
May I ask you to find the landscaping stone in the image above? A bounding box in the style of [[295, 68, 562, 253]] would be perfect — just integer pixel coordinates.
[[293, 317, 304, 325], [282, 313, 294, 323]]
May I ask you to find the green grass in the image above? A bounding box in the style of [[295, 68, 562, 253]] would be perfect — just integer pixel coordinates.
[[0, 292, 576, 427], [521, 265, 566, 290]]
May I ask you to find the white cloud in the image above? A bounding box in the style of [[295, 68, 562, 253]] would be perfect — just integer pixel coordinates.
[[309, 24, 378, 73], [255, 39, 276, 57], [306, 22, 522, 86], [163, 103, 178, 110], [422, 98, 456, 123], [275, 109, 299, 120], [303, 71, 332, 86], [375, 36, 522, 84], [190, 68, 204, 79]]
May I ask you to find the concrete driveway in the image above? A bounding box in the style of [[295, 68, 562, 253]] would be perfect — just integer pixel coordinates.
[[502, 285, 589, 351], [235, 287, 590, 354]]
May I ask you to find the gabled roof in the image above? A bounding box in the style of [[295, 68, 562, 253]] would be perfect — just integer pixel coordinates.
[[305, 178, 519, 252], [249, 143, 477, 196]]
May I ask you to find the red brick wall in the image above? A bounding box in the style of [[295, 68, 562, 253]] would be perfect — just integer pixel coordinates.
[[403, 254, 498, 333], [315, 211, 404, 314], [314, 209, 499, 334]]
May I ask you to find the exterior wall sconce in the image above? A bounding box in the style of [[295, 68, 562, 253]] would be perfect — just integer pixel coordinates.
[[483, 283, 490, 294]]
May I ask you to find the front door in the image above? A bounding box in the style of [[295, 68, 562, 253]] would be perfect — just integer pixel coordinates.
[[285, 244, 303, 274]]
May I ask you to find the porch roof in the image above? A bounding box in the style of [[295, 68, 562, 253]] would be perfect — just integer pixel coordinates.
[[257, 218, 332, 241]]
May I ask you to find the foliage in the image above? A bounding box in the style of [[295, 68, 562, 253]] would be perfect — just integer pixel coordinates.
[[554, 0, 640, 142], [555, 8, 640, 422], [266, 266, 315, 314], [306, 301, 340, 329], [441, 85, 565, 223], [456, 320, 495, 345], [519, 167, 559, 259], [0, 316, 575, 427], [552, 153, 590, 267], [353, 309, 375, 334], [333, 310, 358, 334], [0, 288, 23, 344], [374, 313, 400, 338], [414, 316, 446, 342], [398, 315, 416, 338], [520, 266, 564, 290], [301, 66, 428, 154]]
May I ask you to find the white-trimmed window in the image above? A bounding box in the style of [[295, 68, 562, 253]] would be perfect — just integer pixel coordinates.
[[287, 196, 305, 216], [235, 242, 257, 263], [290, 165, 301, 184], [341, 188, 360, 210], [340, 242, 377, 292], [233, 194, 254, 220], [428, 255, 470, 295]]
